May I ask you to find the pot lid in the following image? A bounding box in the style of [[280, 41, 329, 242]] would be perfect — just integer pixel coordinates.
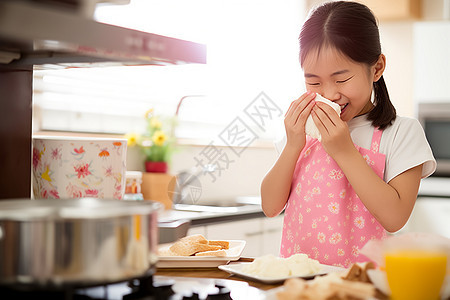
[[32, 135, 128, 142], [0, 198, 161, 220]]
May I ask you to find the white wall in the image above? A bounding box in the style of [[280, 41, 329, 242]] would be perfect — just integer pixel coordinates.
[[127, 4, 449, 203], [379, 23, 415, 117], [413, 22, 450, 103], [125, 0, 307, 203], [127, 143, 278, 202]]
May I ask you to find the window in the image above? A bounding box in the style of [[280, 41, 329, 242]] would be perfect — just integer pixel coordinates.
[[33, 0, 305, 143]]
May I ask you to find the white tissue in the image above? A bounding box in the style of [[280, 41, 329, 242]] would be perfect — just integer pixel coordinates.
[[305, 93, 341, 141]]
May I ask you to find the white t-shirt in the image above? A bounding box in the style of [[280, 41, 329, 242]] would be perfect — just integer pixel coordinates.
[[275, 114, 436, 183]]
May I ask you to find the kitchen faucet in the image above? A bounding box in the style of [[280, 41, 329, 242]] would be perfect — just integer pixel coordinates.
[[171, 94, 216, 205], [171, 164, 217, 205]]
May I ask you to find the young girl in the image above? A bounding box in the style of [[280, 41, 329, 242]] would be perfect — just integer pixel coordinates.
[[261, 1, 436, 268]]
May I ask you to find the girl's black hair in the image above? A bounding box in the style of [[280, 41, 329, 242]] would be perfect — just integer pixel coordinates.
[[299, 1, 396, 130]]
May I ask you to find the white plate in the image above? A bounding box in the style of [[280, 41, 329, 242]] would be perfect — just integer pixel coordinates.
[[157, 240, 246, 268], [218, 262, 346, 284]]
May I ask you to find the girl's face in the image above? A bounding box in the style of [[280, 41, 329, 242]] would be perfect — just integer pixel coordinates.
[[302, 46, 379, 122]]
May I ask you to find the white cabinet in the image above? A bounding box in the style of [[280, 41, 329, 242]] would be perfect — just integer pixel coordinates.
[[262, 215, 284, 256], [414, 22, 450, 103], [400, 197, 450, 239], [362, 0, 421, 20], [306, 0, 422, 21], [204, 219, 263, 257], [187, 215, 284, 257]]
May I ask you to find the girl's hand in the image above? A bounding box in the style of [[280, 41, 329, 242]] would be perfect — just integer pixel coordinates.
[[311, 102, 354, 158], [284, 92, 316, 151]]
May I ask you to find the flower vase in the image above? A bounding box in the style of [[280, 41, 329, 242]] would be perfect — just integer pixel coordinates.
[[145, 161, 168, 173]]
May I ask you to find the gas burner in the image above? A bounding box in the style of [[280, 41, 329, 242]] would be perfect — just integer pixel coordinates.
[[205, 284, 232, 300], [178, 283, 231, 300], [0, 274, 160, 300], [72, 274, 176, 300], [124, 276, 174, 299], [0, 275, 236, 300], [157, 278, 236, 300]]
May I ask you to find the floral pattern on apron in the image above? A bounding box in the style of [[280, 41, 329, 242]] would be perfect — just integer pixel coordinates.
[[280, 128, 387, 268]]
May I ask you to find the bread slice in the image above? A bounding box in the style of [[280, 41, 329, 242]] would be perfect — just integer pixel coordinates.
[[344, 262, 375, 283], [208, 240, 230, 249], [169, 234, 222, 256], [276, 277, 307, 299], [329, 280, 375, 299], [182, 234, 208, 244], [194, 249, 227, 257]]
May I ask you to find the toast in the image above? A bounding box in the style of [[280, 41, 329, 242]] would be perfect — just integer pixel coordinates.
[[166, 235, 231, 256], [277, 274, 375, 300], [277, 262, 377, 300], [207, 240, 230, 249], [180, 234, 208, 244], [169, 234, 222, 256], [194, 249, 227, 257], [344, 261, 375, 283]]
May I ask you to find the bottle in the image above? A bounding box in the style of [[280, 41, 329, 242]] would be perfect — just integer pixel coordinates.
[[123, 171, 144, 201]]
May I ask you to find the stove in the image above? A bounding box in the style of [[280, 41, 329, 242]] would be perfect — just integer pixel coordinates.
[[0, 274, 260, 299]]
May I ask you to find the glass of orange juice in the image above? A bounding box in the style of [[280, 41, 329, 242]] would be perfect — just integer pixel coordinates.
[[385, 248, 447, 300]]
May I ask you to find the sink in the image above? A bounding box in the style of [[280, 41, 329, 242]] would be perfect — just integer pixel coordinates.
[[172, 196, 261, 213]]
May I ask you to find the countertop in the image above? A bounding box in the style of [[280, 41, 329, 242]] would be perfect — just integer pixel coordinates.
[[158, 175, 450, 227], [154, 261, 388, 300], [157, 203, 267, 244], [159, 175, 450, 228], [158, 203, 266, 227], [155, 258, 281, 292], [419, 176, 450, 198]]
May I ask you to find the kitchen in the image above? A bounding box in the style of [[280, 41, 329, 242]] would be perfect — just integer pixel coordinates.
[[1, 0, 450, 299]]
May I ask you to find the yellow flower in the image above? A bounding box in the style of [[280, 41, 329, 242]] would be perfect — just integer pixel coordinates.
[[125, 133, 139, 147], [144, 108, 154, 119], [150, 118, 162, 129], [152, 130, 167, 146]]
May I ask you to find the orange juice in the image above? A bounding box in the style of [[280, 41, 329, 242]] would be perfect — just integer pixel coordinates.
[[385, 250, 447, 300]]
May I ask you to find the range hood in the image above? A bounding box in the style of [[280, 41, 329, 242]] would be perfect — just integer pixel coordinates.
[[0, 0, 207, 68], [0, 0, 206, 200]]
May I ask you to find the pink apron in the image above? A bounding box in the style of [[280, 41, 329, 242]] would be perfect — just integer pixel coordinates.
[[280, 128, 387, 268]]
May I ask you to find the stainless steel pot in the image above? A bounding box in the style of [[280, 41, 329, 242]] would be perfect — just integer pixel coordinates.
[[0, 198, 161, 287]]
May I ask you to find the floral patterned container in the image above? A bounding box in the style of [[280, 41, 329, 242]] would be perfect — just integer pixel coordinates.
[[32, 136, 127, 200]]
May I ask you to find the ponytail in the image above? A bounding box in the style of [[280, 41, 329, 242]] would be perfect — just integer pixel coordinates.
[[368, 76, 396, 130]]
